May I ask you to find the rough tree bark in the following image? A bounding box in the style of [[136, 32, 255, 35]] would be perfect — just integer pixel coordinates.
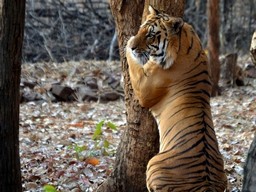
[[243, 135, 256, 192], [250, 31, 256, 65], [96, 1, 184, 192], [207, 0, 221, 96], [142, 0, 185, 21], [0, 0, 26, 191], [221, 53, 238, 86]]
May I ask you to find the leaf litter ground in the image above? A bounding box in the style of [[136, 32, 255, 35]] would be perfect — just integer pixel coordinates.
[[20, 60, 256, 192]]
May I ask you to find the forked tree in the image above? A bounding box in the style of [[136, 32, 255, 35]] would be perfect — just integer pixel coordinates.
[[96, 1, 185, 191], [0, 0, 26, 191]]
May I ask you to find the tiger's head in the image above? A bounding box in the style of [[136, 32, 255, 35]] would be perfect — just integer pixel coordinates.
[[127, 6, 184, 69]]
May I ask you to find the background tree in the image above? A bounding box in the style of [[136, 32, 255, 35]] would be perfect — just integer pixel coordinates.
[[242, 30, 256, 192], [22, 0, 255, 63], [250, 31, 256, 65], [207, 0, 221, 96], [0, 0, 26, 191], [243, 135, 256, 192], [97, 1, 185, 192]]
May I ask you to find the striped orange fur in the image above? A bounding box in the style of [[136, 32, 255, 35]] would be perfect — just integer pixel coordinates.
[[126, 6, 227, 192]]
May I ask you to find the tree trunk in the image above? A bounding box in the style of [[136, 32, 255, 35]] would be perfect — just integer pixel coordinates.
[[250, 31, 256, 65], [243, 135, 256, 192], [207, 0, 221, 96], [221, 53, 238, 86], [142, 0, 185, 21], [0, 1, 26, 191], [97, 1, 184, 192]]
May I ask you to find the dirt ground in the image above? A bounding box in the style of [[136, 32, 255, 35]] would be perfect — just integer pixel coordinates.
[[20, 60, 256, 192]]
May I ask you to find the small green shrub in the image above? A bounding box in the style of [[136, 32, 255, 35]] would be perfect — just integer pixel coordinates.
[[43, 184, 57, 192]]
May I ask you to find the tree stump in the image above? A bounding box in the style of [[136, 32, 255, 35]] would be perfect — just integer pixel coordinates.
[[250, 31, 256, 65], [242, 135, 256, 192], [221, 53, 239, 86]]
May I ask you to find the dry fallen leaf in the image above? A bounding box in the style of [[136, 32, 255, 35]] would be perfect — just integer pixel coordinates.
[[68, 122, 85, 128], [86, 157, 100, 166]]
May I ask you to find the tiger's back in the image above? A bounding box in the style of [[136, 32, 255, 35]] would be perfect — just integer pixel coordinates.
[[126, 6, 227, 192]]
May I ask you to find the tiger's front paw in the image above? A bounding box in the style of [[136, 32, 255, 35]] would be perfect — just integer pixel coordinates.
[[127, 36, 135, 49], [126, 36, 149, 65], [126, 37, 136, 61]]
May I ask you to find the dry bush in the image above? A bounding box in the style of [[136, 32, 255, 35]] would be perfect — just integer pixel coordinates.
[[23, 0, 119, 63], [23, 0, 256, 63]]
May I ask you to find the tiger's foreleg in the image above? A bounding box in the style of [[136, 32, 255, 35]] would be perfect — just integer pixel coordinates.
[[126, 37, 156, 107], [126, 37, 148, 94]]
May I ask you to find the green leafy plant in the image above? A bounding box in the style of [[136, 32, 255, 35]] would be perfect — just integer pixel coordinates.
[[92, 120, 105, 140], [106, 121, 117, 130], [69, 120, 117, 160], [68, 143, 87, 160], [92, 120, 117, 156], [43, 184, 57, 192]]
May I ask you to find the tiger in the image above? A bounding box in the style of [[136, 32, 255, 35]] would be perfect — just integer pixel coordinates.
[[125, 5, 227, 192]]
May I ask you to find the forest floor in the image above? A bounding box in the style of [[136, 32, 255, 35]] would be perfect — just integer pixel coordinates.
[[20, 59, 256, 192]]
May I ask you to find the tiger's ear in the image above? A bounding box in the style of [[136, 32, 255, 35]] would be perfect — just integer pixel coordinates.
[[164, 17, 184, 34], [148, 5, 159, 15]]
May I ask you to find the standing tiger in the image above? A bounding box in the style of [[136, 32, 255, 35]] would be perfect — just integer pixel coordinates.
[[126, 6, 227, 192]]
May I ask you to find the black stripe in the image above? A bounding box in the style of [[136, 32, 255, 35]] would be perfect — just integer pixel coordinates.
[[155, 31, 161, 35], [187, 37, 194, 54], [168, 120, 203, 143], [186, 160, 208, 169], [167, 105, 204, 120], [151, 50, 165, 57], [194, 51, 202, 61], [162, 38, 166, 50], [193, 96, 210, 106], [161, 111, 204, 144], [183, 61, 207, 75], [150, 44, 159, 50], [160, 60, 166, 67], [168, 129, 203, 150], [185, 79, 212, 87], [177, 27, 183, 53], [183, 28, 188, 37], [186, 70, 209, 80], [161, 90, 210, 112], [176, 151, 205, 160], [188, 89, 211, 98], [158, 66, 209, 90], [157, 35, 161, 44], [150, 138, 204, 168]]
